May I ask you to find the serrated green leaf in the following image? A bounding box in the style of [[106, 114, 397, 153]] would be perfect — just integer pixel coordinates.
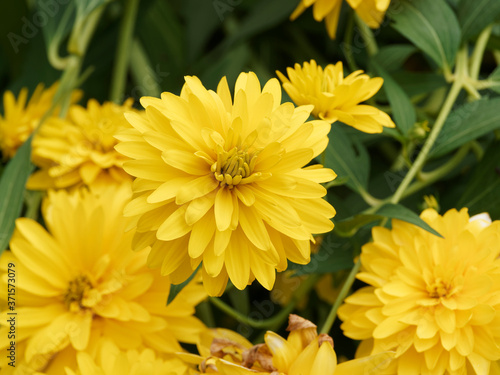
[[325, 125, 370, 193], [372, 61, 416, 135], [458, 0, 500, 41], [430, 98, 500, 158], [376, 203, 443, 237], [167, 263, 201, 305], [390, 0, 461, 70], [458, 141, 500, 220], [0, 136, 35, 253]]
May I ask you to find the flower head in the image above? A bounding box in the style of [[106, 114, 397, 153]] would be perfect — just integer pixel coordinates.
[[291, 0, 391, 39], [0, 183, 206, 373], [0, 82, 79, 160], [115, 72, 336, 296], [277, 60, 395, 133], [60, 338, 195, 375], [189, 314, 393, 374], [338, 208, 500, 374], [27, 99, 135, 190]]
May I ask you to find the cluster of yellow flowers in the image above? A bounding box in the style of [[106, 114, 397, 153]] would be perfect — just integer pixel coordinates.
[[1, 18, 500, 373]]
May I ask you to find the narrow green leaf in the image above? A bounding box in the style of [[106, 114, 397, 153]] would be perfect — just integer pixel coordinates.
[[325, 125, 370, 193], [458, 0, 500, 41], [458, 141, 500, 220], [372, 61, 416, 135], [430, 98, 500, 158], [390, 0, 461, 69], [167, 263, 202, 305], [0, 136, 35, 253], [376, 203, 443, 237]]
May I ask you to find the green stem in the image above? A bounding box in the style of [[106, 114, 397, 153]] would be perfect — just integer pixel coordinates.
[[390, 49, 467, 204], [209, 273, 321, 329], [404, 144, 470, 198], [355, 14, 378, 56], [359, 188, 382, 207], [343, 13, 358, 72], [470, 25, 493, 81], [320, 259, 361, 334], [110, 0, 141, 102]]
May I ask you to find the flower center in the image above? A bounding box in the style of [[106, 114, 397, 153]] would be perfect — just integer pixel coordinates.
[[64, 275, 94, 312], [427, 278, 453, 299], [212, 147, 263, 188]]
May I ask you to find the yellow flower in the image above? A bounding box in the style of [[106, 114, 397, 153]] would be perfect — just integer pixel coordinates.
[[0, 82, 79, 160], [338, 208, 500, 375], [188, 314, 393, 374], [277, 60, 395, 134], [60, 338, 195, 375], [290, 0, 391, 39], [27, 99, 135, 190], [0, 183, 206, 374], [115, 72, 336, 296]]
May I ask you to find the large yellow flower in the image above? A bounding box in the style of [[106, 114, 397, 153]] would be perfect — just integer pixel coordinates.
[[27, 99, 135, 190], [291, 0, 391, 39], [115, 72, 336, 296], [0, 183, 206, 374], [60, 338, 195, 375], [185, 314, 393, 374], [338, 209, 500, 374], [0, 82, 77, 160], [277, 60, 395, 134]]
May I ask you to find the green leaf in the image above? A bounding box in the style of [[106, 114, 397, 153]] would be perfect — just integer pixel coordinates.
[[167, 263, 201, 305], [376, 203, 443, 237], [0, 137, 35, 254], [458, 0, 500, 41], [487, 66, 500, 94], [458, 141, 500, 220], [430, 98, 500, 158], [334, 214, 381, 237], [390, 0, 461, 70], [325, 125, 370, 193], [289, 235, 354, 276], [373, 44, 417, 73], [391, 72, 448, 97], [372, 61, 416, 136]]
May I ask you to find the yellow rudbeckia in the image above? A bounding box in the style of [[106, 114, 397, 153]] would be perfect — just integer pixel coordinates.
[[338, 208, 500, 375], [185, 314, 393, 374], [291, 0, 391, 39], [27, 99, 136, 190], [277, 60, 395, 134], [60, 338, 195, 375], [0, 82, 79, 160], [0, 183, 206, 374], [115, 72, 336, 296]]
